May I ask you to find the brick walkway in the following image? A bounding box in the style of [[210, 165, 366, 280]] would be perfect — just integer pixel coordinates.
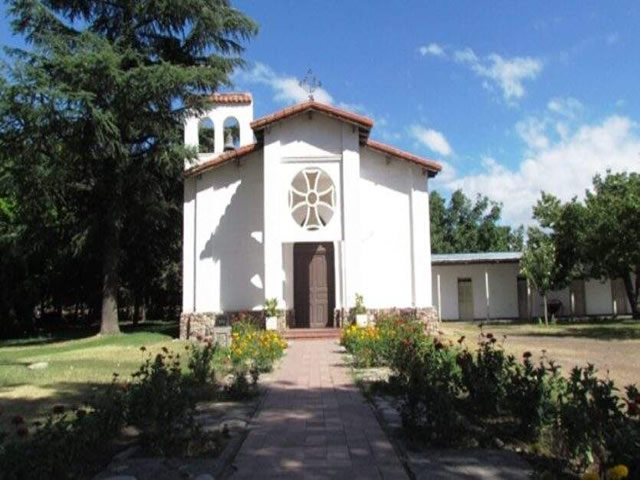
[[228, 339, 408, 479]]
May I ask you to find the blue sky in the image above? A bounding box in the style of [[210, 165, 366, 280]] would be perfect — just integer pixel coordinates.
[[2, 1, 639, 226]]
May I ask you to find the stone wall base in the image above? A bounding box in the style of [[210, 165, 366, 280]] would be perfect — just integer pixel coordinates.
[[180, 310, 293, 341], [350, 307, 440, 333]]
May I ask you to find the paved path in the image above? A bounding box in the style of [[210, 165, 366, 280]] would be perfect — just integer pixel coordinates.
[[227, 339, 408, 479]]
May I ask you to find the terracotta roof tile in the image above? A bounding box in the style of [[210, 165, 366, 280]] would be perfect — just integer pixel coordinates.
[[210, 92, 252, 104], [184, 143, 262, 177], [364, 139, 442, 175], [251, 101, 373, 133]]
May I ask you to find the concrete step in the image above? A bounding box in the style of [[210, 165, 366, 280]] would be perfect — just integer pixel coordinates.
[[282, 328, 342, 340]]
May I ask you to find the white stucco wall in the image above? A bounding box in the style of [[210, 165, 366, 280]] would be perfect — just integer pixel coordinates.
[[184, 109, 436, 316], [432, 263, 521, 320], [432, 262, 623, 320], [359, 149, 419, 309], [183, 151, 264, 312], [184, 101, 254, 169]]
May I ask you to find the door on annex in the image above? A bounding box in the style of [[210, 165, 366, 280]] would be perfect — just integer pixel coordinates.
[[457, 278, 474, 321], [293, 243, 335, 328]]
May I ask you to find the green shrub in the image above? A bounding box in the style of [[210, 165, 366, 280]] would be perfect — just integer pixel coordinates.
[[126, 350, 196, 454], [557, 365, 640, 472], [0, 380, 126, 479], [505, 353, 564, 439], [457, 332, 514, 415], [187, 340, 218, 385], [399, 339, 463, 446]]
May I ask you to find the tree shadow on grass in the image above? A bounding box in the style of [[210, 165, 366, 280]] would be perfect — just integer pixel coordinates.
[[0, 381, 109, 426], [514, 325, 640, 341], [0, 320, 179, 348]]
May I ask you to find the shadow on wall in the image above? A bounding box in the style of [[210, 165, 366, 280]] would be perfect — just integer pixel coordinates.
[[199, 164, 264, 311]]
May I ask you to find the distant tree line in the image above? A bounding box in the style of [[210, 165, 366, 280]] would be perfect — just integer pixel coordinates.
[[429, 190, 524, 254], [0, 0, 258, 338]]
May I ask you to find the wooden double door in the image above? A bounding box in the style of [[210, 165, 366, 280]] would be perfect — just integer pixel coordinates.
[[294, 243, 335, 328]]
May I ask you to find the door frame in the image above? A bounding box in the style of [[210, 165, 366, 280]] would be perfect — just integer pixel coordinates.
[[293, 242, 335, 328]]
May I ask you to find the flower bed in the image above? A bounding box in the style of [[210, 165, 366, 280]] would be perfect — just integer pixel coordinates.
[[341, 317, 640, 479], [0, 326, 287, 478]]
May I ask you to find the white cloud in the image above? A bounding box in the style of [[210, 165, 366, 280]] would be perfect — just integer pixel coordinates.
[[452, 48, 543, 103], [516, 117, 550, 150], [409, 125, 453, 156], [236, 62, 333, 105], [419, 43, 446, 57], [437, 115, 640, 227], [547, 97, 583, 118]]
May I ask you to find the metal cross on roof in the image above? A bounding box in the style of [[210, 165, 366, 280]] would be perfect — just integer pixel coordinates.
[[299, 69, 321, 101]]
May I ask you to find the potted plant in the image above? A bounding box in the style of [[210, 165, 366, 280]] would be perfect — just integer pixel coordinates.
[[264, 298, 279, 330], [353, 294, 368, 327]]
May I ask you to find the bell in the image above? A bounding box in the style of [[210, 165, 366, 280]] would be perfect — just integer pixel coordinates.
[[224, 130, 235, 151]]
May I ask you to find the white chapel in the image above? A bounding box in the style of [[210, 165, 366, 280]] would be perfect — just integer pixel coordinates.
[[180, 92, 442, 338]]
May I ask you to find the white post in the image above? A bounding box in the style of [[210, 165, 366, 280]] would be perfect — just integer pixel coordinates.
[[571, 291, 575, 316], [527, 279, 532, 320], [437, 273, 442, 320], [485, 269, 490, 320]]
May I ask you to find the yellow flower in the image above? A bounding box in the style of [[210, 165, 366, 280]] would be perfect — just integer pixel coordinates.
[[606, 465, 629, 480]]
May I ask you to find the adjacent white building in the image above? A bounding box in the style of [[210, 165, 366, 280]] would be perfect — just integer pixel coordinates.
[[181, 93, 441, 337], [432, 252, 631, 321]]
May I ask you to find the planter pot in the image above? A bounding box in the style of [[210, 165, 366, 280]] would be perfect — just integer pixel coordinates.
[[355, 313, 369, 327], [265, 316, 278, 331]]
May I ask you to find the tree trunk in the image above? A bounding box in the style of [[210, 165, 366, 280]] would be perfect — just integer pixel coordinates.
[[622, 269, 640, 319], [133, 293, 140, 327], [100, 217, 120, 335], [543, 293, 549, 326]]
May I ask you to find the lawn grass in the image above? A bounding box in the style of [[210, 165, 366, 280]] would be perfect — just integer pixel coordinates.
[[441, 318, 640, 387], [0, 322, 188, 425]]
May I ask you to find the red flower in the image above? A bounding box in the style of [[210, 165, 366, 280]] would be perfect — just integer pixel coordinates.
[[457, 336, 466, 344], [11, 416, 25, 425], [523, 351, 532, 359], [627, 401, 638, 416], [140, 346, 147, 352], [486, 333, 494, 339], [52, 405, 65, 415], [16, 426, 29, 437], [76, 409, 87, 419]]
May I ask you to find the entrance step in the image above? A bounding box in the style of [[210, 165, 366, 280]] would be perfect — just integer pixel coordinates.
[[282, 328, 342, 341]]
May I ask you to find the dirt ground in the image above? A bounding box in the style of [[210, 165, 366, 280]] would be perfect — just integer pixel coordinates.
[[441, 320, 640, 388]]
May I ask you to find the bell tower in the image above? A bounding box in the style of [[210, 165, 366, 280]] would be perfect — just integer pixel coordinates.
[[184, 92, 254, 166]]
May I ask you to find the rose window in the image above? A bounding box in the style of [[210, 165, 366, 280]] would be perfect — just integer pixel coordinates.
[[288, 168, 335, 231]]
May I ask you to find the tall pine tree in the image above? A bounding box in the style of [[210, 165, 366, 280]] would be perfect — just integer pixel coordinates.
[[4, 0, 257, 333]]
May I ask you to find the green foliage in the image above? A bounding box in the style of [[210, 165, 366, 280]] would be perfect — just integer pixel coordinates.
[[399, 340, 463, 446], [230, 320, 287, 374], [264, 298, 279, 318], [521, 228, 558, 325], [430, 190, 524, 254], [506, 354, 564, 439], [533, 172, 640, 319], [0, 0, 258, 335], [342, 317, 640, 475], [187, 341, 218, 386], [126, 350, 196, 454], [0, 380, 126, 479], [340, 314, 428, 368], [556, 365, 640, 471], [354, 294, 367, 315], [457, 331, 515, 415]]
